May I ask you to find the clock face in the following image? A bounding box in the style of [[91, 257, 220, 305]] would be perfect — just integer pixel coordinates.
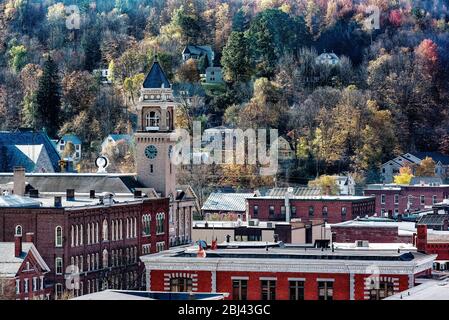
[[144, 145, 158, 159]]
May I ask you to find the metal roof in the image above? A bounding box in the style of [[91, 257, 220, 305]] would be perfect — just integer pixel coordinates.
[[202, 192, 255, 212], [142, 60, 171, 89], [0, 195, 42, 208], [267, 187, 321, 197]]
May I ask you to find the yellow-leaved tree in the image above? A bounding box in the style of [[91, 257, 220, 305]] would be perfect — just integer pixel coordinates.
[[393, 166, 414, 185], [415, 157, 436, 177], [308, 175, 339, 195]]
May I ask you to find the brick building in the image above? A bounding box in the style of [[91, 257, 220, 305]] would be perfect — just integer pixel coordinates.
[[0, 235, 51, 300], [0, 191, 169, 299], [141, 244, 435, 300], [416, 224, 449, 270], [364, 184, 449, 217], [246, 196, 375, 224], [330, 219, 416, 244]]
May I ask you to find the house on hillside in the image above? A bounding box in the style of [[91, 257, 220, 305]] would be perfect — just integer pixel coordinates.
[[315, 51, 340, 66], [182, 45, 215, 67], [381, 152, 449, 183], [56, 134, 82, 161]]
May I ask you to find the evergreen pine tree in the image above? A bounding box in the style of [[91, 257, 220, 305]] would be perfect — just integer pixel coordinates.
[[35, 55, 61, 138]]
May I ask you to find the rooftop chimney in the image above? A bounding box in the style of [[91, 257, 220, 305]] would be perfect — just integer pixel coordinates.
[[13, 167, 25, 196], [89, 190, 96, 199], [54, 196, 62, 208], [25, 232, 34, 243], [66, 189, 75, 201], [134, 190, 142, 198], [29, 189, 39, 198], [15, 235, 22, 257]]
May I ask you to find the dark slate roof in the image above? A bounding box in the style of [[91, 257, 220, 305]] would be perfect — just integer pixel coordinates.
[[142, 60, 171, 89], [0, 131, 61, 172], [413, 152, 449, 165], [0, 174, 143, 193], [172, 82, 206, 97], [418, 214, 449, 226]]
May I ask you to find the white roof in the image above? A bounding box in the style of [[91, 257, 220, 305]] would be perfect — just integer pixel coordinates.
[[0, 242, 49, 277], [333, 242, 416, 251], [330, 220, 417, 233], [385, 279, 449, 300]]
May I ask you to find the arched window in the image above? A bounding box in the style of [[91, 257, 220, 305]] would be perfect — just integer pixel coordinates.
[[111, 220, 115, 241], [111, 250, 115, 267], [87, 254, 90, 271], [80, 255, 83, 272], [95, 253, 99, 270], [95, 222, 99, 243], [115, 220, 119, 241], [119, 219, 123, 240], [102, 249, 108, 268], [55, 226, 63, 247], [91, 223, 95, 244], [87, 224, 90, 245], [156, 213, 165, 234], [134, 217, 137, 238], [167, 110, 172, 130], [126, 218, 129, 239], [102, 220, 108, 241], [15, 225, 22, 236], [80, 225, 83, 245], [322, 206, 328, 217], [75, 225, 79, 246], [145, 111, 160, 128], [71, 225, 74, 247], [126, 248, 130, 264]]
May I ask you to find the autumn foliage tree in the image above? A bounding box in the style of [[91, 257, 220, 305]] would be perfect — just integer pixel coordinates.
[[393, 166, 414, 185], [415, 157, 436, 177]]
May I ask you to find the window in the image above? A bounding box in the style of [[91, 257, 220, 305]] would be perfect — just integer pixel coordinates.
[[318, 281, 333, 301], [308, 206, 314, 217], [369, 281, 394, 300], [102, 249, 108, 268], [170, 278, 192, 292], [269, 206, 275, 216], [232, 279, 247, 300], [289, 281, 305, 300], [281, 206, 286, 216], [394, 194, 399, 205], [420, 195, 425, 205], [15, 225, 22, 236], [24, 279, 29, 293], [55, 258, 63, 275], [15, 279, 20, 294], [433, 195, 437, 205], [55, 284, 63, 300], [102, 219, 108, 241], [381, 194, 385, 204], [253, 205, 259, 216], [341, 207, 347, 217], [111, 220, 115, 241], [322, 206, 328, 218], [291, 206, 296, 217], [33, 277, 37, 292], [150, 164, 154, 173], [146, 111, 160, 128], [55, 226, 63, 247], [156, 213, 165, 234], [261, 280, 276, 300], [87, 224, 90, 245]]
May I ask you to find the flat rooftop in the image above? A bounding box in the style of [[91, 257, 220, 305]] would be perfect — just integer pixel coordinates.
[[365, 184, 449, 190], [384, 279, 449, 300], [71, 290, 228, 300], [250, 195, 374, 201], [0, 193, 152, 209], [146, 243, 428, 262]]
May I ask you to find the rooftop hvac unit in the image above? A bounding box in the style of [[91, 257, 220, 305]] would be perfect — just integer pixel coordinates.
[[249, 219, 259, 226], [266, 222, 273, 228]]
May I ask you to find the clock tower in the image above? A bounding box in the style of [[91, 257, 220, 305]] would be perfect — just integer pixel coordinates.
[[135, 58, 176, 198]]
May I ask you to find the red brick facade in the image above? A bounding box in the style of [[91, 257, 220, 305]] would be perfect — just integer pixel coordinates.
[[417, 225, 449, 260], [148, 269, 422, 300], [247, 197, 375, 224], [331, 225, 414, 244], [364, 186, 449, 216], [0, 197, 169, 299]]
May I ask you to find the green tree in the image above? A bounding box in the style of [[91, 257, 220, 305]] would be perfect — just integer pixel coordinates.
[[221, 31, 251, 83], [8, 44, 27, 72], [35, 55, 61, 137], [308, 175, 339, 195]]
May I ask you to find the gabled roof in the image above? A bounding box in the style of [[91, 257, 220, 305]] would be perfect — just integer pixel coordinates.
[[0, 242, 50, 277], [142, 60, 171, 89], [106, 134, 131, 143], [58, 134, 81, 145], [0, 131, 61, 172], [202, 192, 256, 212], [413, 152, 449, 165]]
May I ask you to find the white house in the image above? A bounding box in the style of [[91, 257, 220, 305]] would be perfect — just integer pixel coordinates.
[[56, 134, 82, 161], [315, 52, 340, 66], [334, 175, 356, 196]]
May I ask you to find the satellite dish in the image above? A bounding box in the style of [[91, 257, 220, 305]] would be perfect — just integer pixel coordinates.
[[95, 156, 109, 173]]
